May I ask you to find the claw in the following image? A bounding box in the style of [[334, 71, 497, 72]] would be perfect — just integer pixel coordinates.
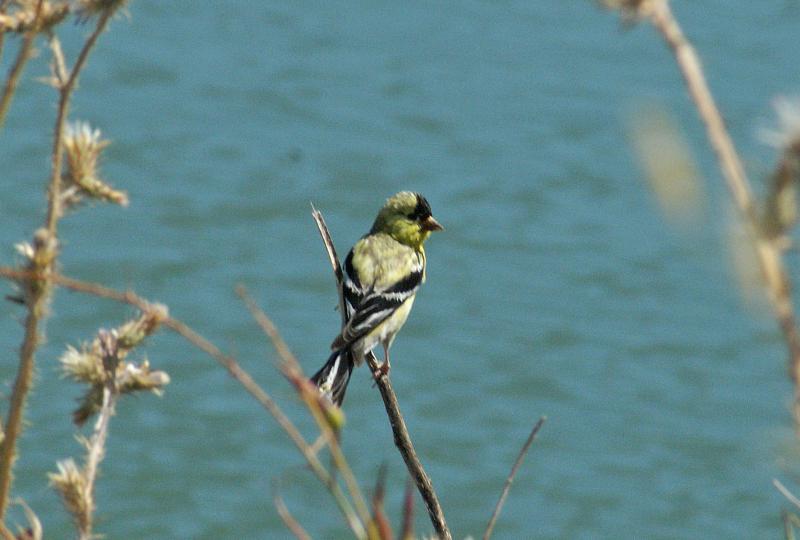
[[372, 361, 390, 380]]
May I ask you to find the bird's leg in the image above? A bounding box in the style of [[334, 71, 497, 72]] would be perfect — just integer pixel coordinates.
[[372, 345, 391, 379]]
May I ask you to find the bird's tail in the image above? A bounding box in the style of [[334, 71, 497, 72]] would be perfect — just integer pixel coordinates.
[[310, 349, 353, 407]]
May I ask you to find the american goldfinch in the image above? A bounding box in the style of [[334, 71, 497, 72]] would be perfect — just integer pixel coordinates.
[[311, 191, 443, 406]]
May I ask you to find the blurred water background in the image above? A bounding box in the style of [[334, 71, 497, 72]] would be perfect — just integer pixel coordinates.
[[2, 1, 800, 538]]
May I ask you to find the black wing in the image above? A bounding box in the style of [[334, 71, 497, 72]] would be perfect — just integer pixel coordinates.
[[334, 250, 424, 348]]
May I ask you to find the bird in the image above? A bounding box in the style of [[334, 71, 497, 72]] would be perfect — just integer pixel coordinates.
[[311, 191, 443, 406]]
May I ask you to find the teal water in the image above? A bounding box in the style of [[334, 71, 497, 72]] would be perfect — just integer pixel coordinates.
[[2, 1, 800, 538]]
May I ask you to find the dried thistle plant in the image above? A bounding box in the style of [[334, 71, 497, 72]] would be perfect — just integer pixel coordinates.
[[48, 460, 89, 534], [8, 229, 58, 310], [0, 0, 69, 34], [52, 308, 169, 538], [60, 307, 170, 425], [61, 122, 128, 209]]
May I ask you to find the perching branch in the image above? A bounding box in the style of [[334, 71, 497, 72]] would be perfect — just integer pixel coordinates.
[[483, 416, 546, 540], [311, 206, 452, 540]]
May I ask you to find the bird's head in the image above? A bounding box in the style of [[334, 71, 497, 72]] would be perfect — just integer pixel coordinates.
[[370, 191, 443, 249]]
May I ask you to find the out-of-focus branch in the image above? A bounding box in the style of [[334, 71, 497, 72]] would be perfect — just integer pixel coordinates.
[[604, 0, 800, 426], [236, 286, 373, 533], [0, 267, 366, 538], [0, 0, 44, 129], [646, 0, 800, 425], [483, 416, 546, 540], [272, 483, 311, 540], [311, 207, 452, 540], [0, 3, 116, 525], [775, 479, 800, 512]]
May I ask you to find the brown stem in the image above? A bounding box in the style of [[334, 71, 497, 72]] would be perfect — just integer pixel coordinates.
[[47, 8, 112, 235], [80, 383, 116, 540], [0, 303, 43, 521], [483, 416, 546, 540], [0, 0, 44, 130], [273, 485, 312, 540], [0, 8, 115, 523], [311, 209, 452, 540]]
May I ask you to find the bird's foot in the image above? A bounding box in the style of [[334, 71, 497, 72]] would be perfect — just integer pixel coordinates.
[[372, 360, 391, 381]]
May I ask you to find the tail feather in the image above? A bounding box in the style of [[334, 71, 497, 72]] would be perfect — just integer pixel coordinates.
[[310, 349, 354, 406]]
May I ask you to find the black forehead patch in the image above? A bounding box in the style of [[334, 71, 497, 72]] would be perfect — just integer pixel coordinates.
[[409, 193, 432, 220]]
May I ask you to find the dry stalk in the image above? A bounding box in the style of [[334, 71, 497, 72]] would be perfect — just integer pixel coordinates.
[[272, 484, 312, 540], [0, 5, 116, 523], [608, 0, 800, 425], [47, 7, 113, 234], [236, 286, 373, 535], [0, 0, 44, 129], [77, 333, 119, 540], [776, 479, 800, 512], [311, 207, 452, 540], [0, 229, 56, 526]]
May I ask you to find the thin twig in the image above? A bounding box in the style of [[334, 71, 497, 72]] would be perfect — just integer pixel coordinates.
[[400, 476, 415, 540], [47, 8, 113, 234], [0, 267, 366, 538], [776, 478, 800, 512], [47, 31, 67, 87], [236, 286, 373, 532], [644, 0, 800, 424], [483, 416, 546, 540], [311, 204, 346, 328], [0, 0, 43, 129], [236, 285, 300, 367], [785, 509, 800, 540], [311, 208, 452, 540], [370, 464, 392, 540], [79, 383, 116, 540], [785, 509, 796, 540], [272, 485, 312, 540]]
